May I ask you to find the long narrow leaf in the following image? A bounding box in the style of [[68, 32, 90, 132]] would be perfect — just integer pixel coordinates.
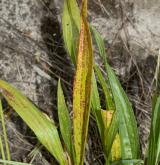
[[73, 0, 93, 164], [62, 0, 105, 149], [94, 65, 115, 110], [0, 80, 67, 165], [62, 0, 80, 64], [0, 159, 32, 165], [147, 96, 160, 165], [57, 79, 74, 162], [0, 135, 6, 161], [92, 27, 140, 160], [146, 50, 160, 165], [111, 159, 143, 165], [0, 99, 11, 160], [91, 72, 105, 140]]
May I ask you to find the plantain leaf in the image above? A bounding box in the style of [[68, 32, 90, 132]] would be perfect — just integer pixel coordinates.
[[92, 27, 140, 161], [0, 80, 67, 165], [73, 0, 93, 163], [62, 0, 80, 64], [57, 79, 74, 162]]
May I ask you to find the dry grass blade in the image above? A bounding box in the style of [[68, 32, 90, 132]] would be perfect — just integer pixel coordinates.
[[73, 0, 93, 164]]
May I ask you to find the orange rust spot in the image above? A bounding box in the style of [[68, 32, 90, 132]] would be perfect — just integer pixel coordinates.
[[3, 90, 15, 101]]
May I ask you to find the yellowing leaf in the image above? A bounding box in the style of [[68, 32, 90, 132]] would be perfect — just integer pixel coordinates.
[[101, 110, 113, 128], [101, 110, 121, 161], [73, 0, 93, 164], [111, 134, 121, 161]]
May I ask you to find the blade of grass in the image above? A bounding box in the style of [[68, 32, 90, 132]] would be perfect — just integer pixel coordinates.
[[0, 80, 67, 165], [73, 0, 93, 163], [57, 79, 74, 162], [0, 99, 11, 161], [0, 135, 6, 161], [28, 143, 42, 164]]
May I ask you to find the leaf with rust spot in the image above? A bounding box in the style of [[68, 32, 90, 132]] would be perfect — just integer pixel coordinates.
[[73, 0, 93, 164]]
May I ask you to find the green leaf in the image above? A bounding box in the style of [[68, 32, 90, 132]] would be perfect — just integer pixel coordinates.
[[0, 159, 32, 165], [0, 135, 6, 161], [147, 52, 160, 165], [62, 0, 80, 64], [111, 159, 143, 165], [91, 26, 106, 61], [105, 56, 139, 160], [0, 99, 11, 161], [147, 96, 160, 165], [91, 72, 105, 140], [0, 80, 67, 165], [57, 79, 74, 162], [94, 65, 115, 110], [92, 27, 140, 161]]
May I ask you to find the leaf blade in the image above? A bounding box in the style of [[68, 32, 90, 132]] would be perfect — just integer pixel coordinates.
[[57, 79, 74, 162], [0, 80, 67, 165], [73, 3, 93, 164], [0, 99, 11, 161], [62, 0, 80, 64], [92, 27, 140, 161], [147, 96, 160, 165], [94, 65, 115, 110]]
